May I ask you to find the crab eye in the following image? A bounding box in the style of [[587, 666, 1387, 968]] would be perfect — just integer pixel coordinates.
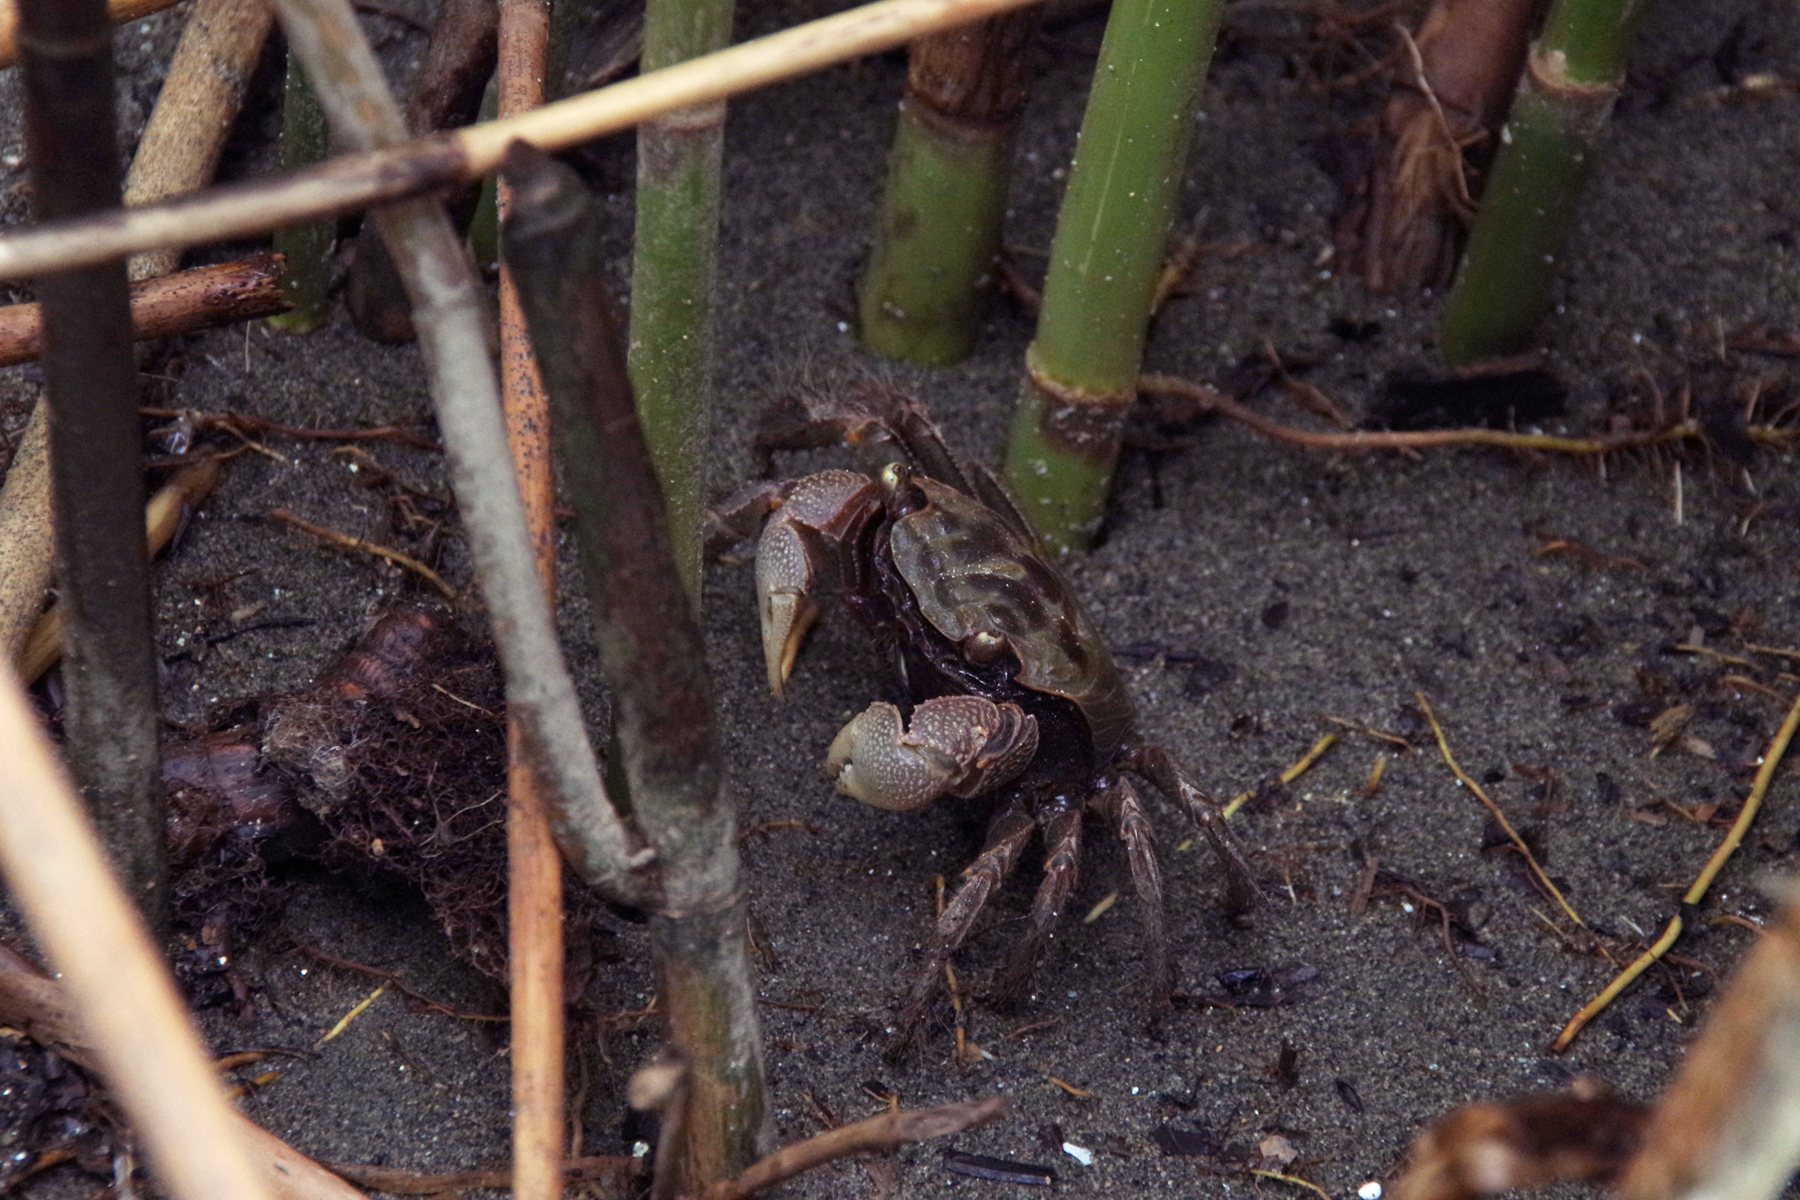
[[963, 630, 1008, 664], [879, 462, 908, 491]]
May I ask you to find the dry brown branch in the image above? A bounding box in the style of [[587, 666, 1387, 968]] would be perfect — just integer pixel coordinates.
[[495, 4, 566, 1199], [18, 459, 222, 682], [0, 254, 288, 364], [0, 0, 180, 70], [0, 0, 1044, 282], [121, 0, 273, 280], [700, 1097, 1008, 1200], [269, 507, 459, 600], [140, 405, 440, 451], [0, 663, 274, 1200]]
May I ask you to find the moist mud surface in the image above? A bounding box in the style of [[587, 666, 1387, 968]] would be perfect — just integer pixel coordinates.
[[3, 1, 1800, 1196]]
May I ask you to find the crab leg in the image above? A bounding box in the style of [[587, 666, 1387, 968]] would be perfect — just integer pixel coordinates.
[[1124, 743, 1263, 909], [1099, 776, 1171, 1010], [891, 799, 1036, 1057], [993, 793, 1084, 1005]]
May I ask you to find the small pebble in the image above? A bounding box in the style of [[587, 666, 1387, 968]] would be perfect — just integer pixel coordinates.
[[1061, 1143, 1094, 1167], [1359, 1182, 1384, 1199]]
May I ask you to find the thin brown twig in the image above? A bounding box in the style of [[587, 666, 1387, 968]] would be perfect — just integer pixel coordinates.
[[1416, 693, 1584, 928], [1252, 1169, 1334, 1200], [700, 1098, 1008, 1200], [1550, 690, 1800, 1051], [269, 507, 457, 599], [294, 945, 508, 1022], [327, 1156, 640, 1195], [1222, 732, 1338, 818], [1139, 373, 1708, 456], [141, 406, 440, 451]]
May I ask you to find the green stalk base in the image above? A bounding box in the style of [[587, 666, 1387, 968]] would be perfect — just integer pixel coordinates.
[[628, 113, 723, 609], [858, 102, 1010, 366], [1002, 0, 1223, 550], [1439, 86, 1600, 365], [1001, 359, 1128, 556], [654, 901, 770, 1189]]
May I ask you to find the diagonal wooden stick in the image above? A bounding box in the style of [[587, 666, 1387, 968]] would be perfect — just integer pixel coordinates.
[[0, 661, 273, 1200], [0, 0, 1043, 282]]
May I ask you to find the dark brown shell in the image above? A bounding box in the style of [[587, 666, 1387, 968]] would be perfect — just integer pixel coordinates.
[[887, 477, 1135, 763]]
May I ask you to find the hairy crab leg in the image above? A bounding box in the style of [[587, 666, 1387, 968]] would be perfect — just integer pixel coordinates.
[[993, 794, 1083, 1005], [890, 800, 1036, 1058], [1101, 776, 1171, 1011], [1123, 743, 1263, 909]]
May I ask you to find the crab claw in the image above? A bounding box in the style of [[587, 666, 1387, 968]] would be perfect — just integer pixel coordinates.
[[825, 696, 1039, 812], [755, 511, 822, 696], [752, 469, 879, 696]]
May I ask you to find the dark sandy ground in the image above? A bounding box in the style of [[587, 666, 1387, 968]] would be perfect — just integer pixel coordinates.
[[5, 0, 1800, 1197]]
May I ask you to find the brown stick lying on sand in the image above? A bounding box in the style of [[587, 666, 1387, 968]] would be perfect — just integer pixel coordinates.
[[0, 254, 288, 367]]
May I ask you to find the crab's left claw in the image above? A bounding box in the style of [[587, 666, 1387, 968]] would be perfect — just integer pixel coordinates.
[[753, 469, 880, 696], [756, 511, 821, 697], [825, 696, 1039, 811]]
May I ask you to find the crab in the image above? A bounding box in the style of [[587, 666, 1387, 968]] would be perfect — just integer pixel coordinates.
[[719, 387, 1249, 1050]]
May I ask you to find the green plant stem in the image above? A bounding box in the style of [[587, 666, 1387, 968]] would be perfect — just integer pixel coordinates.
[[501, 143, 769, 1193], [268, 53, 333, 333], [1438, 0, 1643, 365], [18, 0, 165, 930], [858, 10, 1035, 365], [627, 0, 734, 608], [1001, 0, 1222, 553]]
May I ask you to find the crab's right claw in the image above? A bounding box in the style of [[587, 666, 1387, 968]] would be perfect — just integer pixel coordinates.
[[825, 696, 1039, 812], [755, 511, 821, 696]]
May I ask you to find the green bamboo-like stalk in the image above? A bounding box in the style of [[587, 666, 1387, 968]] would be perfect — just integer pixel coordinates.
[[626, 0, 734, 607], [1439, 0, 1643, 365], [501, 144, 769, 1193], [858, 12, 1035, 365], [1001, 0, 1223, 553], [267, 53, 332, 333]]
